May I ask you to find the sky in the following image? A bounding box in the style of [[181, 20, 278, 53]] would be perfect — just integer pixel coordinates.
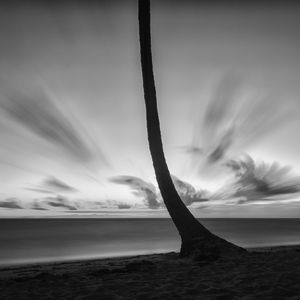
[[0, 0, 300, 217]]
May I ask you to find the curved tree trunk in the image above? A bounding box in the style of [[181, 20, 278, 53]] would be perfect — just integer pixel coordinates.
[[138, 0, 246, 258]]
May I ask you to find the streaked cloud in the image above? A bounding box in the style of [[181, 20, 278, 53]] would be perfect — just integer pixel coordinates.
[[25, 176, 78, 194], [25, 188, 53, 195], [117, 203, 132, 209], [109, 176, 161, 209], [45, 195, 78, 211], [0, 198, 22, 209], [185, 74, 294, 174], [110, 175, 210, 209], [171, 175, 209, 206], [216, 154, 300, 203], [31, 201, 48, 211], [0, 87, 109, 166], [42, 176, 78, 193]]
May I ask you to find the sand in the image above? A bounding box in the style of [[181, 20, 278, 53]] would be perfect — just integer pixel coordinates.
[[0, 246, 300, 300]]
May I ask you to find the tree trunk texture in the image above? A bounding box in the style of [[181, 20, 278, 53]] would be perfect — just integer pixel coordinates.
[[138, 0, 246, 259]]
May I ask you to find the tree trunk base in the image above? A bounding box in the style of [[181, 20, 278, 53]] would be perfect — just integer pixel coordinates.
[[180, 234, 247, 261]]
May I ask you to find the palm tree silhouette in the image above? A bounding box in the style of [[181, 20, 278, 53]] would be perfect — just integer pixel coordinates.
[[138, 0, 245, 258]]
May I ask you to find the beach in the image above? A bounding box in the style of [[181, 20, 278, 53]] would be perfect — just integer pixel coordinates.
[[1, 245, 300, 300]]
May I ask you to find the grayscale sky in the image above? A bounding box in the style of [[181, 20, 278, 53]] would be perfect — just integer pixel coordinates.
[[0, 1, 300, 217]]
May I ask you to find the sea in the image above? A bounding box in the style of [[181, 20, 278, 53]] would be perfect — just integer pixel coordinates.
[[0, 218, 299, 266]]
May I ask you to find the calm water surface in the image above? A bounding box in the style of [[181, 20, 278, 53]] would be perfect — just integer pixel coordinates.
[[0, 218, 299, 265]]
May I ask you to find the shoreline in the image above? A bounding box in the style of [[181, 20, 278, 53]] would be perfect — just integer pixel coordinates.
[[1, 244, 300, 299], [1, 243, 300, 270], [247, 244, 300, 252]]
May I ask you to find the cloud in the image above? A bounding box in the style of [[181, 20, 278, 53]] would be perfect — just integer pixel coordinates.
[[0, 198, 22, 209], [26, 176, 78, 194], [117, 203, 132, 209], [186, 73, 294, 173], [31, 201, 48, 210], [45, 195, 78, 210], [0, 86, 109, 165], [222, 154, 300, 203], [110, 175, 209, 209], [94, 199, 133, 210], [201, 74, 241, 164], [171, 175, 209, 206], [109, 176, 161, 209], [42, 176, 78, 193], [25, 188, 53, 194]]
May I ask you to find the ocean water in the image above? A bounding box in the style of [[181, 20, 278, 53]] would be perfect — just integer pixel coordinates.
[[0, 218, 299, 266]]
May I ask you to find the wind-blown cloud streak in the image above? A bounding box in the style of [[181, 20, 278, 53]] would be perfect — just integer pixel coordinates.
[[0, 86, 109, 166], [3, 160, 299, 213], [0, 198, 22, 209], [45, 195, 78, 211], [41, 176, 78, 193], [171, 175, 209, 206], [25, 176, 78, 195], [110, 175, 209, 209], [185, 74, 294, 173], [215, 155, 300, 203], [31, 201, 48, 211], [109, 176, 160, 209], [108, 161, 300, 210]]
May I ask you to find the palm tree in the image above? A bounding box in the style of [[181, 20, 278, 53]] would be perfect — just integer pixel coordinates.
[[138, 0, 245, 258]]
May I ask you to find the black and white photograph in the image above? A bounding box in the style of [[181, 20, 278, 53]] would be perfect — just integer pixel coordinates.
[[0, 0, 300, 299]]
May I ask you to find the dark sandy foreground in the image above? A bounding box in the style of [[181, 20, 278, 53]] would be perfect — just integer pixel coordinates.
[[0, 246, 300, 300]]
